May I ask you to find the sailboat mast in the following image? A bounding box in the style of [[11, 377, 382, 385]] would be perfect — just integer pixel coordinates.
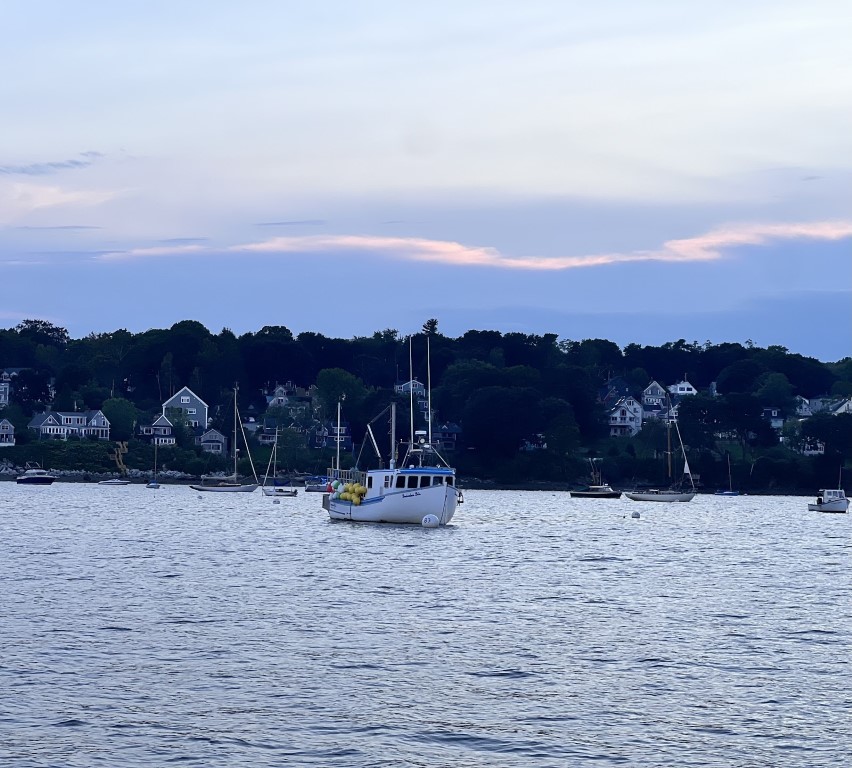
[[233, 385, 239, 477]]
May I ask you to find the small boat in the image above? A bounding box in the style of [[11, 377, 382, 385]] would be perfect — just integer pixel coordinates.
[[16, 462, 57, 485], [624, 488, 696, 502], [808, 489, 849, 513], [570, 458, 622, 498], [304, 475, 330, 492], [99, 478, 131, 486], [261, 428, 298, 497], [190, 386, 259, 493], [715, 452, 739, 496], [626, 413, 695, 503], [808, 468, 848, 513]]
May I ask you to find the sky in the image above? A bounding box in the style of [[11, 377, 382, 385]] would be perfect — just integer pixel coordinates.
[[1, 1, 850, 361]]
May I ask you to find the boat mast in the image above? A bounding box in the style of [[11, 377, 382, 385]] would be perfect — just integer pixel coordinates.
[[233, 384, 239, 478], [390, 401, 397, 469], [336, 397, 342, 473], [427, 333, 432, 446], [408, 336, 414, 450]]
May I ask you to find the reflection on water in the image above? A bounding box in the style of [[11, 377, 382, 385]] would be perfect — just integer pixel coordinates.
[[1, 485, 849, 766]]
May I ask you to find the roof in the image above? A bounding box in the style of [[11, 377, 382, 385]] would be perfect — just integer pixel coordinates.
[[163, 386, 208, 409]]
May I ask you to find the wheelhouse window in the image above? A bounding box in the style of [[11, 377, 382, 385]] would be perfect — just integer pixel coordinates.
[[420, 476, 432, 487], [395, 476, 406, 489], [407, 476, 418, 489]]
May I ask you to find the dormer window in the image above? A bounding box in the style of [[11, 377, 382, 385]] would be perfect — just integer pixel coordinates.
[[181, 396, 190, 404]]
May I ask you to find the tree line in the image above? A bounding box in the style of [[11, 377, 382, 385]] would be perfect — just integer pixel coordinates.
[[1, 318, 850, 491]]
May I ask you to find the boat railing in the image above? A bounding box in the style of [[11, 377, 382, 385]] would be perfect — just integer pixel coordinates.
[[327, 467, 365, 485]]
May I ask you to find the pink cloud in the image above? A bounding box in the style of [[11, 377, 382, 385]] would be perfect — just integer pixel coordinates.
[[95, 220, 852, 270]]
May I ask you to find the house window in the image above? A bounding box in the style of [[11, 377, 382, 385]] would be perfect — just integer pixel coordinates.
[[181, 396, 190, 403], [187, 408, 196, 415]]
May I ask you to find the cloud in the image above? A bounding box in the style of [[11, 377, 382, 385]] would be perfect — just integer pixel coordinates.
[[0, 152, 104, 176], [14, 225, 102, 230], [95, 220, 852, 271], [98, 244, 208, 261], [0, 182, 120, 225], [255, 220, 327, 227]]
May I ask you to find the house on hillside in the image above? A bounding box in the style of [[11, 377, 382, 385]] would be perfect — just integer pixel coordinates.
[[0, 418, 14, 447], [599, 376, 631, 408], [795, 396, 813, 418], [831, 398, 852, 416], [394, 378, 426, 398], [138, 414, 176, 445], [642, 380, 667, 420], [762, 407, 785, 432], [196, 428, 227, 454], [163, 386, 208, 429], [609, 396, 643, 437], [667, 379, 698, 397], [266, 382, 315, 419], [28, 409, 111, 440], [433, 422, 462, 452]]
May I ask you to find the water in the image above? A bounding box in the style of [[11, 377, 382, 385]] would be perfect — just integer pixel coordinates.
[[1, 484, 849, 767]]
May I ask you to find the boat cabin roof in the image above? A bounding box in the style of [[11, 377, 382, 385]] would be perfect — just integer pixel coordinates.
[[369, 466, 454, 476], [819, 489, 846, 498]]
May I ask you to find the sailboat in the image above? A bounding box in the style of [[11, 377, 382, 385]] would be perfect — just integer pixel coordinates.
[[322, 335, 463, 526], [715, 452, 739, 496], [146, 441, 161, 489], [625, 415, 696, 502], [190, 386, 259, 493], [261, 428, 297, 497]]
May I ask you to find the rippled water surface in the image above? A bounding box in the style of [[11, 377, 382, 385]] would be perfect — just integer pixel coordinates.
[[1, 483, 849, 767]]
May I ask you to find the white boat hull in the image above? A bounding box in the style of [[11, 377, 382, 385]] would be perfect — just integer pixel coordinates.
[[625, 490, 696, 502], [325, 483, 459, 525], [808, 499, 849, 513], [263, 487, 297, 497], [190, 483, 258, 493]]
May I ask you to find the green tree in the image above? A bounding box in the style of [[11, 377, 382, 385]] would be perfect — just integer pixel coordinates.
[[101, 398, 139, 441], [315, 369, 368, 420]]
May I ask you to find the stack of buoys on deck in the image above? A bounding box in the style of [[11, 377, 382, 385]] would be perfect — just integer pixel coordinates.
[[330, 479, 367, 505]]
